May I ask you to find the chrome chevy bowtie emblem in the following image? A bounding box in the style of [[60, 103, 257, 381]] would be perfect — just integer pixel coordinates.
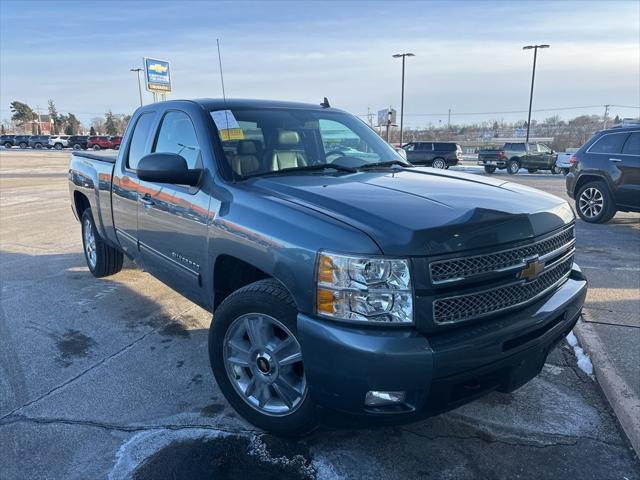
[[520, 257, 545, 282]]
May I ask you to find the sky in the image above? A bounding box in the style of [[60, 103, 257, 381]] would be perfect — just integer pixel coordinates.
[[1, 0, 639, 128]]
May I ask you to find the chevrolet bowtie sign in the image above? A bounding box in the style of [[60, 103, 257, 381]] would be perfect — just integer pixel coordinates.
[[144, 57, 171, 93], [520, 257, 546, 282]]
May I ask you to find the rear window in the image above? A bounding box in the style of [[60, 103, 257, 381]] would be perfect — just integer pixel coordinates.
[[622, 132, 640, 155], [433, 142, 456, 151], [589, 133, 629, 154]]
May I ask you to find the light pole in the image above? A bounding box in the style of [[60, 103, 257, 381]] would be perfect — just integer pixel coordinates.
[[392, 52, 414, 146], [130, 68, 144, 107], [522, 44, 549, 142]]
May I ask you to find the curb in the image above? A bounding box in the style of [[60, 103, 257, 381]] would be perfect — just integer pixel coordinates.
[[574, 321, 640, 456]]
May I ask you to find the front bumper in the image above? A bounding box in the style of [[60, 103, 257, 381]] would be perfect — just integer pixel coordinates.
[[297, 264, 587, 424]]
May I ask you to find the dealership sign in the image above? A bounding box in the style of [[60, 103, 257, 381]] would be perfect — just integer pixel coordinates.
[[144, 58, 171, 92]]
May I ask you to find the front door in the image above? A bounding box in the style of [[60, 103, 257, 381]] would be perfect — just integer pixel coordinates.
[[137, 110, 210, 304]]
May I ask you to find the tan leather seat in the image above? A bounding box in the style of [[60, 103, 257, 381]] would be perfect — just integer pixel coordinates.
[[271, 131, 307, 171], [233, 140, 261, 176]]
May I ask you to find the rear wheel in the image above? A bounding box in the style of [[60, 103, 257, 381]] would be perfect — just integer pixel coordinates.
[[431, 158, 446, 169], [507, 159, 520, 175], [19, 142, 27, 149], [484, 165, 497, 174], [92, 145, 101, 151], [551, 164, 561, 174], [562, 168, 569, 175], [73, 143, 82, 150], [113, 145, 120, 150], [3, 142, 12, 148], [81, 208, 124, 277], [54, 143, 63, 150], [209, 279, 317, 436], [576, 181, 617, 224], [34, 142, 43, 149]]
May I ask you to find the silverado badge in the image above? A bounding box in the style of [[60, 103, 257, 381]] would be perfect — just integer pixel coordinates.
[[520, 257, 545, 282]]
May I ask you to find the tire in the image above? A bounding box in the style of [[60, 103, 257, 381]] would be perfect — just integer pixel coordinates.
[[73, 144, 82, 150], [575, 181, 617, 224], [431, 158, 446, 169], [3, 142, 12, 148], [562, 168, 569, 175], [19, 142, 27, 149], [54, 143, 63, 150], [484, 165, 497, 174], [92, 145, 101, 151], [527, 168, 537, 174], [113, 145, 120, 150], [551, 165, 561, 175], [81, 208, 124, 277], [507, 158, 520, 175], [209, 279, 317, 436], [34, 143, 43, 149]]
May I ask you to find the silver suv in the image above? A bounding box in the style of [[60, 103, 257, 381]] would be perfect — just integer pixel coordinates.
[[49, 136, 70, 150]]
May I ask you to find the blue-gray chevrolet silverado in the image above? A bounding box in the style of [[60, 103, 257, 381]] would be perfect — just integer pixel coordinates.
[[69, 99, 587, 435]]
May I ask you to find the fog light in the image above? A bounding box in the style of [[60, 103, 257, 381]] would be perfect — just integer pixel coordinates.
[[364, 390, 406, 406]]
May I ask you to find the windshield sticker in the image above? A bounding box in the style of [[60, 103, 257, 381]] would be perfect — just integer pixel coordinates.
[[210, 110, 244, 141]]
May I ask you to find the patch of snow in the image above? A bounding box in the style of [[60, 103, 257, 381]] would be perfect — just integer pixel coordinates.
[[566, 330, 594, 376]]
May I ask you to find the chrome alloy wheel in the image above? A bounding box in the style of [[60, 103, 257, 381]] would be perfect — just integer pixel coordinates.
[[223, 313, 307, 416], [83, 217, 97, 269], [432, 159, 446, 169], [578, 187, 604, 219]]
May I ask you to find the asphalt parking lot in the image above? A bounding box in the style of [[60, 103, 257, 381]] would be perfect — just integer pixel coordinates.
[[1, 150, 639, 480]]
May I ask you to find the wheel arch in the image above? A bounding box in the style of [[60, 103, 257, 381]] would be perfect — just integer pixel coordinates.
[[73, 190, 91, 221], [574, 173, 611, 196]]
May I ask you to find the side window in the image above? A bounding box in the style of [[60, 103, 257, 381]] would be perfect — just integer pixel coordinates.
[[153, 111, 201, 169], [538, 144, 551, 153], [622, 132, 640, 155], [403, 143, 415, 151], [589, 133, 629, 154], [127, 113, 155, 170]]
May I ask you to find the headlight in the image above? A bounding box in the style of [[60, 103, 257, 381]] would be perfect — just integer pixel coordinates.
[[316, 252, 413, 324]]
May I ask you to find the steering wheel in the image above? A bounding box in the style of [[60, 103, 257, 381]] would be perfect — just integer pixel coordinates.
[[325, 149, 348, 161]]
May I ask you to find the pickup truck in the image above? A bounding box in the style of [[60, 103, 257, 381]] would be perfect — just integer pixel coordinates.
[[69, 98, 587, 435], [478, 142, 561, 174]]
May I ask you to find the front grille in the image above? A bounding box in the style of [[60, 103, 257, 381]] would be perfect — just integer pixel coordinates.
[[430, 226, 574, 284], [433, 255, 573, 324]]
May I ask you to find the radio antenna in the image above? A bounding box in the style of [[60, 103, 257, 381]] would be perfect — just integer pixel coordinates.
[[216, 38, 227, 101]]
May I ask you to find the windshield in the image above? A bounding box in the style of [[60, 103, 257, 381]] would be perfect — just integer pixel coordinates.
[[210, 107, 407, 179]]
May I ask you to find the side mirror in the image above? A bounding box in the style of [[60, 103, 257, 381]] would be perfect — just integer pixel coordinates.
[[137, 152, 201, 186]]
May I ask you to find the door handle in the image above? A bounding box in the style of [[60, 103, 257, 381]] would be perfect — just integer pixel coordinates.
[[139, 194, 155, 208], [609, 158, 622, 162]]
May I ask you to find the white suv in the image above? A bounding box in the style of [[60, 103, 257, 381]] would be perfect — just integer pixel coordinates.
[[49, 135, 70, 150]]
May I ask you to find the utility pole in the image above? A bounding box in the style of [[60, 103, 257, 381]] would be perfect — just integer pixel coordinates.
[[35, 105, 42, 135], [602, 104, 610, 129], [385, 108, 392, 142], [130, 68, 144, 107], [523, 44, 550, 143], [367, 107, 374, 127], [447, 108, 451, 130], [392, 52, 415, 146]]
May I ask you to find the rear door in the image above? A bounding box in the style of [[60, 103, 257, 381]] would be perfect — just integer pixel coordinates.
[[137, 109, 210, 303], [617, 131, 640, 208], [112, 111, 156, 258]]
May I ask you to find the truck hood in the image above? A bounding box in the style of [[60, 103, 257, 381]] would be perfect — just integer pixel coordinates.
[[250, 167, 574, 256]]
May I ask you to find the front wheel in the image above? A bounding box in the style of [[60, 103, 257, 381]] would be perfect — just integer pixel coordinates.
[[209, 279, 317, 436], [484, 165, 497, 174], [551, 165, 561, 175], [576, 181, 616, 224], [507, 159, 520, 174], [34, 143, 43, 149], [81, 208, 124, 277], [431, 158, 446, 169], [3, 142, 12, 148], [19, 142, 27, 149], [562, 168, 569, 175], [54, 143, 63, 150], [73, 143, 82, 150], [92, 145, 101, 151]]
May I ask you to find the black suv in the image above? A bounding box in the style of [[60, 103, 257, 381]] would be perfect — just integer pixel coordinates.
[[13, 135, 31, 148], [0, 135, 15, 148], [67, 135, 89, 150], [402, 141, 461, 169], [566, 124, 640, 223], [28, 135, 50, 149]]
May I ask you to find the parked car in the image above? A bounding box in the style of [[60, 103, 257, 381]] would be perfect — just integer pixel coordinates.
[[0, 135, 15, 148], [69, 98, 586, 436], [28, 135, 51, 149], [67, 135, 89, 150], [402, 141, 461, 169], [478, 142, 560, 174], [87, 135, 122, 150], [49, 135, 71, 150], [555, 148, 579, 175], [13, 135, 32, 149], [566, 124, 640, 223]]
